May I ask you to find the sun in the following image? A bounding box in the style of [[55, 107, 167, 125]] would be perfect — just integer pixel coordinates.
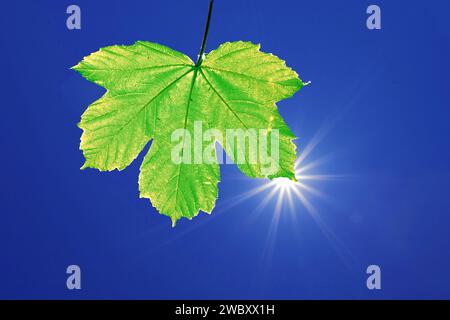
[[263, 158, 327, 216], [272, 177, 296, 190]]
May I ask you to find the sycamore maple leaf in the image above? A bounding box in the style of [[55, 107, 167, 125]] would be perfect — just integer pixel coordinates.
[[72, 4, 304, 226]]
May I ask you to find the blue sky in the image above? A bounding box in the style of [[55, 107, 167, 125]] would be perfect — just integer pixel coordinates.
[[1, 0, 450, 299]]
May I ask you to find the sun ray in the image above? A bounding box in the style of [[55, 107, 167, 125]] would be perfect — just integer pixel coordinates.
[[297, 181, 329, 200], [295, 154, 334, 174]]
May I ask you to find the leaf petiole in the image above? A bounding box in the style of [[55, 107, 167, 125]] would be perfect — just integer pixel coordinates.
[[195, 0, 214, 67]]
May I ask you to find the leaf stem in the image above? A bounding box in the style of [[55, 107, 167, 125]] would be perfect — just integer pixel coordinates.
[[195, 0, 214, 67]]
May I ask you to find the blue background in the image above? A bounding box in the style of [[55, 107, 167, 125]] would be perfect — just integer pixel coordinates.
[[1, 0, 450, 299]]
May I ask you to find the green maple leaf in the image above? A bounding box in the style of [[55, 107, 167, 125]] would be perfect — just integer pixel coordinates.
[[72, 2, 305, 226]]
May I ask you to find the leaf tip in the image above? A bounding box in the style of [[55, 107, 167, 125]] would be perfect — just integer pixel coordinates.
[[71, 63, 82, 71]]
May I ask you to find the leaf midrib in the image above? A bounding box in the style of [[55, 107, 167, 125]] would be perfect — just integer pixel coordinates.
[[173, 68, 199, 215]]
